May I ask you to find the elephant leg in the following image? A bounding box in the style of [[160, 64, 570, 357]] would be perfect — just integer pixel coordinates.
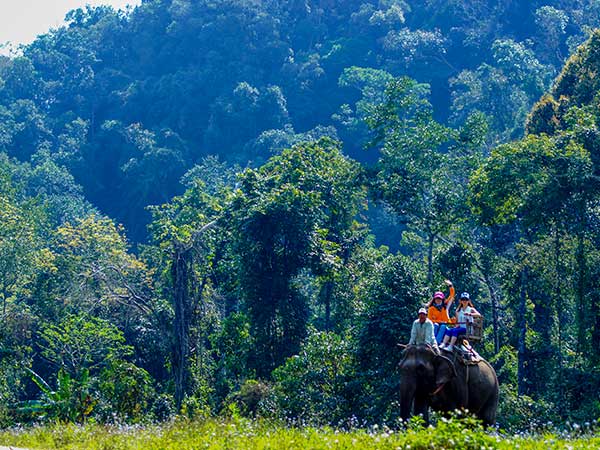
[[414, 394, 430, 424], [400, 396, 413, 421], [400, 381, 417, 421], [477, 388, 499, 426], [467, 362, 499, 426]]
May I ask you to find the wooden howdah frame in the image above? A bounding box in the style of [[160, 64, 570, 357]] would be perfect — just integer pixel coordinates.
[[465, 316, 483, 343]]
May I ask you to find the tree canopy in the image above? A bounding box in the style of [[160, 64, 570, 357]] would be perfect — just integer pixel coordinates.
[[2, 0, 600, 430]]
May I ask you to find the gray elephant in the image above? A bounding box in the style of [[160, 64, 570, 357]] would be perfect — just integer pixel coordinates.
[[398, 344, 499, 426]]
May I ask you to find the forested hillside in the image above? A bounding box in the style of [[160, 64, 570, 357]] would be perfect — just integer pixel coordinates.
[[0, 0, 596, 240], [1, 0, 600, 432]]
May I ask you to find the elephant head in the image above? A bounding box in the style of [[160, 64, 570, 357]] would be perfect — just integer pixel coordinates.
[[398, 344, 456, 422]]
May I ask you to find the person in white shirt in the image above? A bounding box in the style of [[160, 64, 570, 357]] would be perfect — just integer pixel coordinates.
[[439, 292, 481, 351], [409, 307, 438, 350]]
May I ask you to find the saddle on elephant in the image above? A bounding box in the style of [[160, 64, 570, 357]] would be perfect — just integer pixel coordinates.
[[448, 338, 483, 365], [440, 320, 483, 363]]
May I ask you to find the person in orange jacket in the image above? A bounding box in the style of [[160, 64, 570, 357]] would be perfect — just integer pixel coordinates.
[[426, 279, 455, 343]]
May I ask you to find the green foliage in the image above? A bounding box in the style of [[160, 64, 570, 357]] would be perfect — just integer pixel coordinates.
[[211, 312, 252, 400], [228, 379, 272, 418], [526, 95, 561, 135], [469, 134, 593, 227], [232, 139, 366, 377], [3, 0, 600, 432], [46, 214, 154, 323], [0, 359, 28, 427], [271, 330, 354, 425], [366, 75, 476, 282], [355, 254, 422, 423], [489, 345, 518, 388], [19, 368, 95, 423], [335, 67, 395, 148], [0, 176, 50, 313], [23, 315, 156, 423], [497, 384, 557, 432], [233, 177, 315, 376], [451, 39, 553, 142], [149, 178, 225, 248], [3, 416, 600, 449], [554, 30, 600, 106], [181, 156, 239, 193], [95, 360, 155, 422], [0, 0, 594, 243], [39, 314, 132, 377], [435, 242, 480, 300]]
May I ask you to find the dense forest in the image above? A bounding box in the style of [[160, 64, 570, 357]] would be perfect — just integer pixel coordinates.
[[1, 0, 600, 431]]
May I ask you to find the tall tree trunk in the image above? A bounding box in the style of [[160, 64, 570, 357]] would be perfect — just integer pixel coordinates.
[[575, 228, 587, 355], [553, 223, 565, 415], [172, 243, 192, 410], [322, 279, 333, 331], [592, 285, 600, 364], [517, 266, 528, 395], [427, 232, 435, 286], [483, 272, 500, 354], [553, 223, 561, 310], [475, 251, 500, 354]]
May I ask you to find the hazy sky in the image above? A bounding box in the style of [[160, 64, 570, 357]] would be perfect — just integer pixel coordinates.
[[0, 0, 141, 53]]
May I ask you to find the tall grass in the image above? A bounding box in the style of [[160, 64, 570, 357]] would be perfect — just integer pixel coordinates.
[[0, 416, 598, 449]]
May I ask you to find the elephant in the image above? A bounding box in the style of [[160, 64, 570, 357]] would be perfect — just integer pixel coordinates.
[[398, 344, 499, 426]]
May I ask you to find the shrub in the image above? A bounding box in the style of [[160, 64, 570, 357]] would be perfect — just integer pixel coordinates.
[[496, 384, 557, 432], [229, 379, 272, 417], [94, 360, 155, 422], [271, 330, 354, 425]]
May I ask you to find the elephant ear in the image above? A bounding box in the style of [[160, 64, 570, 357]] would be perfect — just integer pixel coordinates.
[[434, 354, 456, 386], [397, 344, 414, 368]]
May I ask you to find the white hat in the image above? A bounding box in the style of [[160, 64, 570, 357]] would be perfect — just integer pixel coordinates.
[[418, 307, 427, 315]]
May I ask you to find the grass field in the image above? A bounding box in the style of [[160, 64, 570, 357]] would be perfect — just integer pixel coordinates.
[[0, 417, 598, 449]]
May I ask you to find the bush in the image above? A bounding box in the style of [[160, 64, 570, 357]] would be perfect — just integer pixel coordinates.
[[149, 393, 175, 422], [180, 395, 211, 420], [0, 359, 28, 427], [94, 360, 155, 422], [228, 379, 272, 417], [271, 330, 354, 425], [496, 384, 557, 432]]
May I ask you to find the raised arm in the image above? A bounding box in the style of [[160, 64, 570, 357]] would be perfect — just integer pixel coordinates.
[[444, 279, 455, 311]]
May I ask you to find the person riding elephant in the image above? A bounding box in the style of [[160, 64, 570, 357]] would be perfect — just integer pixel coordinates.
[[426, 279, 455, 343], [398, 344, 498, 426], [440, 292, 481, 352], [409, 307, 438, 351]]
